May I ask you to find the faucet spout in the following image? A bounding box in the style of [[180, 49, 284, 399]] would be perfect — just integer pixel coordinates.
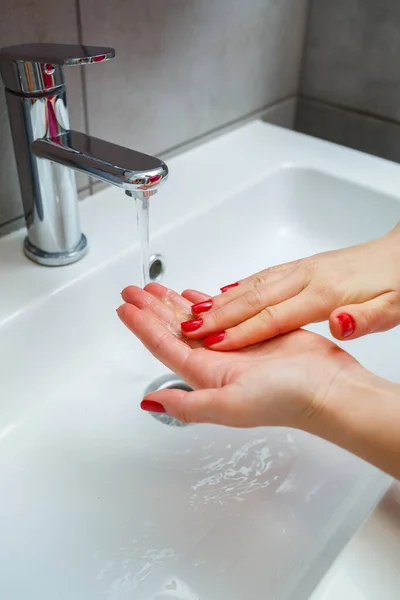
[[32, 131, 168, 199]]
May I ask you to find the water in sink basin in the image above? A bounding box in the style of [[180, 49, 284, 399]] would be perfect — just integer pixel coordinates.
[[0, 166, 398, 599]]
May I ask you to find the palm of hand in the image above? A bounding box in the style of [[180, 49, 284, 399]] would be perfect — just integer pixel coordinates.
[[118, 283, 356, 427]]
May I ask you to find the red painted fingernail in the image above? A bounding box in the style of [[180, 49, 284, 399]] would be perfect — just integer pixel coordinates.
[[220, 282, 239, 293], [181, 318, 203, 333], [192, 299, 213, 314], [203, 331, 226, 346], [141, 400, 166, 413], [337, 313, 355, 338]]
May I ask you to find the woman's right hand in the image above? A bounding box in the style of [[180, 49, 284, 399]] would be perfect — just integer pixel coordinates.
[[180, 223, 400, 350]]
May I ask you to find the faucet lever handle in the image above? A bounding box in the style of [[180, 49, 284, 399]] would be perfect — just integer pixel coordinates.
[[0, 43, 115, 94]]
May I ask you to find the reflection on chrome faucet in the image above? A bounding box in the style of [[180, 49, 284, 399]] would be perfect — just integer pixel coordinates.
[[0, 43, 168, 266]]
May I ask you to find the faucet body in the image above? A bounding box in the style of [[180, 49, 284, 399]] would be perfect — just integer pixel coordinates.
[[0, 44, 168, 266]]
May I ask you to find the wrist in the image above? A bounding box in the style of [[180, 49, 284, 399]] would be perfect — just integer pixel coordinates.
[[383, 221, 400, 256], [302, 364, 400, 477]]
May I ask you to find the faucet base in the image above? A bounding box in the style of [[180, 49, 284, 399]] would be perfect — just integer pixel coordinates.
[[23, 234, 88, 267]]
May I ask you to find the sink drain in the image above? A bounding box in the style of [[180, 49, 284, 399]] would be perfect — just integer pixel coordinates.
[[148, 254, 165, 281], [144, 374, 193, 426]]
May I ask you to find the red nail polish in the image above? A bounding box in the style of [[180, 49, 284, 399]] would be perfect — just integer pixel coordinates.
[[220, 282, 239, 293], [337, 313, 355, 338], [203, 331, 226, 346], [141, 400, 166, 413], [192, 299, 213, 314], [181, 318, 203, 333]]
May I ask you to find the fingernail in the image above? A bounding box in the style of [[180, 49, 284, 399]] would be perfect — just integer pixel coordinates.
[[220, 282, 239, 293], [337, 313, 355, 338], [192, 299, 213, 314], [141, 400, 166, 413], [181, 318, 203, 333], [203, 331, 226, 346]]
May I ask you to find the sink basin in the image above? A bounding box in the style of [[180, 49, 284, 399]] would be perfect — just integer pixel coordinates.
[[0, 121, 399, 599]]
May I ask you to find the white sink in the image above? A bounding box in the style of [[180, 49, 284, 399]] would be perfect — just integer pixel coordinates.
[[0, 121, 399, 599]]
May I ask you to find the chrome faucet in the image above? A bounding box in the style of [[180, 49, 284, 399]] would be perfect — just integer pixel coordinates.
[[0, 43, 168, 266]]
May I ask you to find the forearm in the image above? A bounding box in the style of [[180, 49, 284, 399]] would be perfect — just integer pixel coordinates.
[[307, 368, 400, 479]]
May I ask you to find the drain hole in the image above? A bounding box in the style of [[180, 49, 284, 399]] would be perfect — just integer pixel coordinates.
[[144, 374, 193, 427], [148, 254, 165, 281]]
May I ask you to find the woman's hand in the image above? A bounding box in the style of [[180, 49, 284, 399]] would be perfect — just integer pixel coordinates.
[[179, 223, 400, 350], [117, 283, 400, 478], [117, 283, 358, 429]]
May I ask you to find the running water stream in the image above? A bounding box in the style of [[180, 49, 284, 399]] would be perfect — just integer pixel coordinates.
[[135, 196, 150, 286]]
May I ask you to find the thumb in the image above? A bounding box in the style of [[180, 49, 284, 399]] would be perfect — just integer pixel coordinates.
[[142, 385, 243, 426], [329, 292, 400, 341]]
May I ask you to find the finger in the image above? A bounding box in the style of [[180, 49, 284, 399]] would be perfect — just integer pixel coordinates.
[[202, 291, 319, 350], [117, 303, 190, 371], [329, 292, 400, 340], [121, 285, 184, 332], [181, 289, 211, 304], [219, 260, 299, 293], [238, 259, 299, 285], [142, 385, 247, 427], [143, 282, 192, 315], [191, 262, 300, 316], [182, 272, 304, 339]]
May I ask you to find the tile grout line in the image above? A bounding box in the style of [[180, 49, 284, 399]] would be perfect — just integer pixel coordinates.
[[158, 94, 296, 158], [75, 0, 93, 195], [299, 95, 400, 128], [0, 213, 24, 229], [295, 0, 314, 127]]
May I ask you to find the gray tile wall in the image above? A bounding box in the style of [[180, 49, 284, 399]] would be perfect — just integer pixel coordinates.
[[0, 0, 309, 237], [297, 0, 400, 162]]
